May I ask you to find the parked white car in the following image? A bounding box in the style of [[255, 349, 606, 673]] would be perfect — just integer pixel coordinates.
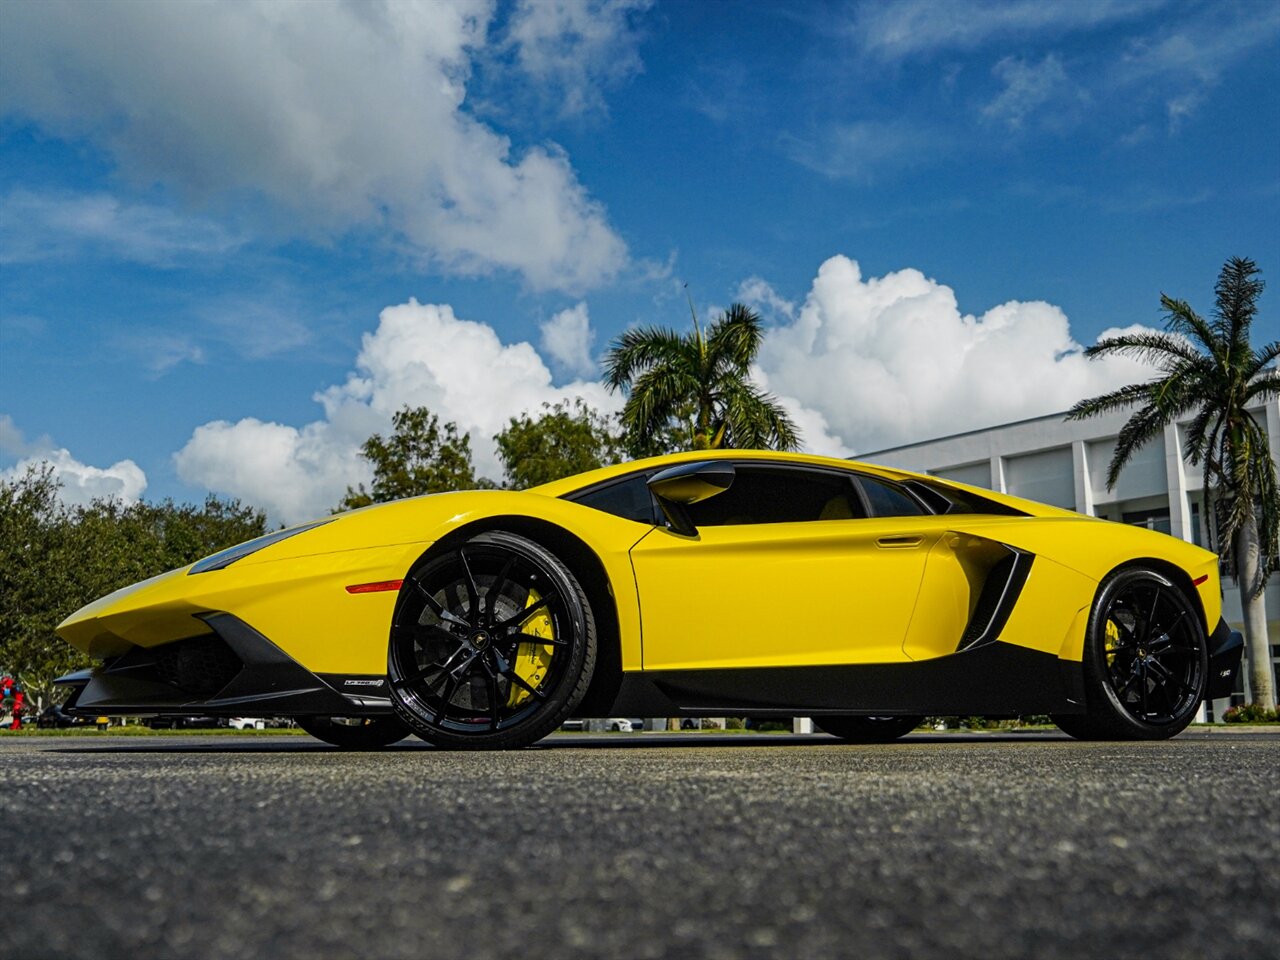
[[559, 718, 636, 732], [227, 717, 266, 730]]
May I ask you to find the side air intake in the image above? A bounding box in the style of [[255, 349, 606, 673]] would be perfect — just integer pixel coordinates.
[[957, 548, 1034, 651]]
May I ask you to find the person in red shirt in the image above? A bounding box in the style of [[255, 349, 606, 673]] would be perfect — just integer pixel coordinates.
[[1, 674, 24, 730]]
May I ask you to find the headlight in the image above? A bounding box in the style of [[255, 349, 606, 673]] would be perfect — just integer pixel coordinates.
[[188, 519, 333, 574]]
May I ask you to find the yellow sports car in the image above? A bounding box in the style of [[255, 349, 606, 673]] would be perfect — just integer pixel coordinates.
[[55, 451, 1243, 749]]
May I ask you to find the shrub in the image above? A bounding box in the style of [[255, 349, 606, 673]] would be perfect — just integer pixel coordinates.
[[1222, 703, 1280, 723]]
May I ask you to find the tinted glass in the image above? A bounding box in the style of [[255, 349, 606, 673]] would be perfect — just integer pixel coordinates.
[[685, 468, 863, 526], [903, 479, 1025, 517], [570, 476, 657, 524], [858, 476, 925, 518]]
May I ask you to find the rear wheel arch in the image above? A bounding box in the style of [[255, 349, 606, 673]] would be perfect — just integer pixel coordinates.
[[413, 516, 623, 717]]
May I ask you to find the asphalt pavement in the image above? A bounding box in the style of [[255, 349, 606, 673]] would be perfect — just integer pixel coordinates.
[[3, 729, 1278, 960]]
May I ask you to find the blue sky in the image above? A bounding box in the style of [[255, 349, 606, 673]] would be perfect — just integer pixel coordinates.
[[1, 0, 1277, 523]]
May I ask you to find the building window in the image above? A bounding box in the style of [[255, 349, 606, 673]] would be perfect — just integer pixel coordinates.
[[1122, 507, 1171, 536]]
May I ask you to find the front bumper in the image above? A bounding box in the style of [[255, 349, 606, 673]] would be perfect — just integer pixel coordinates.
[[1206, 618, 1244, 701], [55, 613, 393, 718]]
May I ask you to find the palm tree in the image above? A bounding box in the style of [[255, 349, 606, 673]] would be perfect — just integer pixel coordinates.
[[1068, 257, 1278, 709], [603, 302, 800, 452]]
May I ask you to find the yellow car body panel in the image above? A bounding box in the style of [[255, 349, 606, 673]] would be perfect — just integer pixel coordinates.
[[58, 542, 427, 673], [59, 489, 653, 674], [54, 448, 1235, 722], [631, 514, 941, 669]]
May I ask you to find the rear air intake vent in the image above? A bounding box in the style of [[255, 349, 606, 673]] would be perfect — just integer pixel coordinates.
[[957, 550, 1033, 651]]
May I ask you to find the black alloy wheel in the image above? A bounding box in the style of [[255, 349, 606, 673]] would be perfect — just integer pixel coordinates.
[[1053, 567, 1207, 741], [388, 531, 596, 750], [296, 715, 411, 748], [814, 715, 922, 743]]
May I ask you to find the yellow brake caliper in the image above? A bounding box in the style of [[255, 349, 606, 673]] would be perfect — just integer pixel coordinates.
[[1104, 619, 1121, 665], [507, 588, 555, 707]]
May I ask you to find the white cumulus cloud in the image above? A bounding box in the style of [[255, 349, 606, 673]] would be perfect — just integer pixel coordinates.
[[756, 256, 1155, 454], [0, 0, 626, 291], [174, 260, 1163, 521], [0, 415, 147, 507], [175, 301, 618, 524], [539, 302, 597, 378]]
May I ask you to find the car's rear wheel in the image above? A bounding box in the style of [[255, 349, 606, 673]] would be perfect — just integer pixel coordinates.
[[814, 715, 922, 742], [296, 715, 410, 748], [1053, 566, 1207, 741], [388, 531, 596, 750]]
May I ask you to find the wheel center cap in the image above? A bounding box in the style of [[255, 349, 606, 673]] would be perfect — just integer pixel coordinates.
[[470, 631, 490, 649]]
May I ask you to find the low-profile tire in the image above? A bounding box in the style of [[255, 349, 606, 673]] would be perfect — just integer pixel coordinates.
[[814, 715, 922, 743], [1048, 713, 1095, 741], [297, 715, 411, 748], [388, 531, 597, 751], [1053, 566, 1207, 741]]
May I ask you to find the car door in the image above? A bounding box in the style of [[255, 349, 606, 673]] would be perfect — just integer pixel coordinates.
[[629, 464, 943, 671]]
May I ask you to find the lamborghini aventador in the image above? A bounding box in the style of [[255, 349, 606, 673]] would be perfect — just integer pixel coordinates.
[[54, 450, 1243, 749]]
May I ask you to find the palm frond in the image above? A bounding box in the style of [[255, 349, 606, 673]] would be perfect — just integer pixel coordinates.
[[718, 381, 801, 451], [706, 303, 764, 373], [1066, 382, 1158, 420], [1245, 340, 1279, 381], [1245, 371, 1279, 403], [1082, 330, 1205, 369], [1106, 403, 1170, 489], [603, 326, 690, 392], [1159, 295, 1221, 358], [1213, 256, 1264, 346], [1218, 416, 1279, 594], [1180, 403, 1222, 467], [620, 364, 700, 446]]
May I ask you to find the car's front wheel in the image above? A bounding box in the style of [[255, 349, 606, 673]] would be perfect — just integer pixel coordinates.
[[297, 715, 411, 748], [388, 531, 596, 750], [1053, 566, 1207, 741], [814, 716, 922, 742]]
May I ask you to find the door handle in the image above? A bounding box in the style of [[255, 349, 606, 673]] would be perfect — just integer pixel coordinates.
[[876, 535, 924, 548]]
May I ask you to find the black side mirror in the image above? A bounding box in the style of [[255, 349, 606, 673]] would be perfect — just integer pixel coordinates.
[[647, 461, 735, 536]]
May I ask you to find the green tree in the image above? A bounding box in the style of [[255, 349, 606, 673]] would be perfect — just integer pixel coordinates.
[[603, 302, 800, 452], [1068, 257, 1278, 709], [495, 399, 624, 489], [0, 466, 265, 707], [338, 405, 486, 510]]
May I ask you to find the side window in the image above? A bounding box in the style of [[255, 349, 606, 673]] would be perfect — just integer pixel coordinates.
[[685, 467, 864, 526], [858, 476, 926, 518], [567, 476, 657, 525], [902, 478, 1026, 517]]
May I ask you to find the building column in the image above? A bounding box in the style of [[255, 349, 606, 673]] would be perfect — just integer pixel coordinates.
[[1268, 399, 1280, 478], [1071, 440, 1094, 516], [1163, 422, 1192, 543], [793, 717, 813, 734], [990, 456, 1007, 494]]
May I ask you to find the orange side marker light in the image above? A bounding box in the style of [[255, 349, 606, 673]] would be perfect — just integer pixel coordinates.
[[345, 579, 404, 594], [1192, 575, 1208, 586]]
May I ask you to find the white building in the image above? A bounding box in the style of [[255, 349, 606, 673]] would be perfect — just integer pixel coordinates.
[[864, 397, 1280, 718]]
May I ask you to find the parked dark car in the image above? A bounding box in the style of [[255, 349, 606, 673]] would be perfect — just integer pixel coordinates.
[[144, 715, 224, 730], [36, 704, 93, 729]]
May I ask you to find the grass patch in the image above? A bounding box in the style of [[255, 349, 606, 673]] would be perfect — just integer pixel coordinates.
[[0, 725, 309, 737]]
